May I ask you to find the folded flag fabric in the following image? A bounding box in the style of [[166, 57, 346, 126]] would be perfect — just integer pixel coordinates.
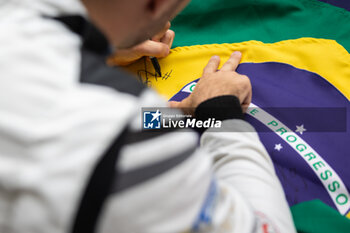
[[121, 0, 350, 231], [171, 0, 350, 51]]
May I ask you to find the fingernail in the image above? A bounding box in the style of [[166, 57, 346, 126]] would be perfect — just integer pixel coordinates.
[[212, 55, 220, 60], [233, 51, 242, 56]]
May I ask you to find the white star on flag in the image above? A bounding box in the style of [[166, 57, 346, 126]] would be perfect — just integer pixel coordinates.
[[151, 110, 162, 122], [295, 124, 307, 135], [274, 144, 283, 151]]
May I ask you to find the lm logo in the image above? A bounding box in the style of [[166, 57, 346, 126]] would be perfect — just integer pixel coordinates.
[[143, 110, 162, 129]]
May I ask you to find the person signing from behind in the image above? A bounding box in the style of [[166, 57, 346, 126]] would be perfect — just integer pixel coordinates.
[[0, 0, 296, 233]]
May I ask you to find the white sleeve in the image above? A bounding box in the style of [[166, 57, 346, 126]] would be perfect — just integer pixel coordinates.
[[96, 90, 214, 233], [96, 101, 296, 233], [198, 119, 297, 233]]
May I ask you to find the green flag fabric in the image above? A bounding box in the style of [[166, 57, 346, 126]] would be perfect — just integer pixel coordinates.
[[172, 0, 350, 52], [291, 200, 350, 233]]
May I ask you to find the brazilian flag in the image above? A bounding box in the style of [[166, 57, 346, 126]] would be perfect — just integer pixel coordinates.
[[125, 0, 350, 232]]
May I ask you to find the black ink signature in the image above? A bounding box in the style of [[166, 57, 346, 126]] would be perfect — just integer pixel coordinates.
[[137, 57, 173, 86]]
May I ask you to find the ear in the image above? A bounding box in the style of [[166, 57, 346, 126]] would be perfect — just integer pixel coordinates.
[[145, 0, 169, 18]]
